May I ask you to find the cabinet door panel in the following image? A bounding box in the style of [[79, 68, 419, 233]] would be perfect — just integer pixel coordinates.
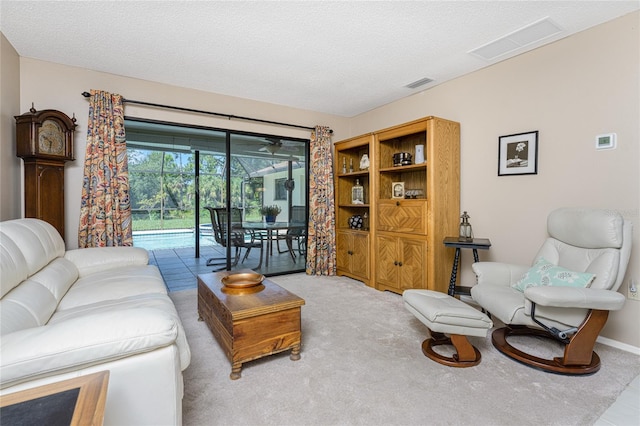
[[377, 201, 426, 234], [376, 235, 398, 288], [400, 239, 427, 290], [336, 230, 352, 271], [351, 232, 370, 279]]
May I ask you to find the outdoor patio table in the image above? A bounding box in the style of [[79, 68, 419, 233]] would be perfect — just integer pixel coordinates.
[[242, 222, 306, 267]]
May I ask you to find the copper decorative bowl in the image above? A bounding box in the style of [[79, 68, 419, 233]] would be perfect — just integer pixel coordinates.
[[221, 272, 265, 289]]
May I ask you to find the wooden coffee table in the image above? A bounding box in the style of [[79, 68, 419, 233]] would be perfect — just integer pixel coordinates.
[[197, 270, 305, 379]]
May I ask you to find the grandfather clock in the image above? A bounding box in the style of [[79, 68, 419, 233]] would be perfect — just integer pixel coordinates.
[[15, 105, 77, 240]]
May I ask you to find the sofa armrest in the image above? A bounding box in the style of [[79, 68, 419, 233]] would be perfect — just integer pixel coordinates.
[[525, 286, 626, 311], [0, 308, 178, 389], [471, 262, 530, 287], [64, 247, 149, 278]]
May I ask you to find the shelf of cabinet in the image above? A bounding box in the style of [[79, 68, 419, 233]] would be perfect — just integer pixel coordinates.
[[379, 163, 426, 173], [337, 170, 370, 177], [338, 204, 370, 208], [336, 227, 370, 233]]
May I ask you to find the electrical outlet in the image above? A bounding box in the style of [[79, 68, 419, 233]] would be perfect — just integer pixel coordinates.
[[628, 279, 640, 301]]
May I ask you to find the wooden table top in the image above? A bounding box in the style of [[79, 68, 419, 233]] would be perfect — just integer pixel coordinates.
[[443, 236, 492, 249], [198, 270, 305, 320], [0, 371, 109, 426]]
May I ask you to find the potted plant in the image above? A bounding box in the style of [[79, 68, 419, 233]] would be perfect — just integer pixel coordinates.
[[260, 205, 282, 223]]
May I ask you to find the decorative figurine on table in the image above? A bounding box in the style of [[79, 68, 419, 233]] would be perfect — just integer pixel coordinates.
[[458, 211, 473, 242]]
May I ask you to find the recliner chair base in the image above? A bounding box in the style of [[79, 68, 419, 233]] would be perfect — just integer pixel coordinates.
[[492, 325, 601, 375]]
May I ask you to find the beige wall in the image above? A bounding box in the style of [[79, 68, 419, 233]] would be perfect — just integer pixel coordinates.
[[348, 11, 640, 348], [15, 58, 350, 247], [3, 11, 638, 348], [0, 32, 22, 221]]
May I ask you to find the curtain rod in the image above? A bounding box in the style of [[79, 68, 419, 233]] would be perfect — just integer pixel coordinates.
[[81, 92, 332, 133]]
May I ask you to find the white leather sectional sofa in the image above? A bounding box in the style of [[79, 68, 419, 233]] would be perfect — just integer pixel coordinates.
[[0, 218, 191, 425]]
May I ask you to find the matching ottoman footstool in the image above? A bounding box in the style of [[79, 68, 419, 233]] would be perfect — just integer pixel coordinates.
[[403, 289, 493, 367]]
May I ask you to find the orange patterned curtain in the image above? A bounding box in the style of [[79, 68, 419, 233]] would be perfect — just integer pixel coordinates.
[[306, 126, 336, 275], [78, 90, 132, 247]]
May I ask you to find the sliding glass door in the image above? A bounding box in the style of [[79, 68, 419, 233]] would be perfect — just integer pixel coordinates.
[[126, 118, 308, 275], [228, 134, 308, 274]]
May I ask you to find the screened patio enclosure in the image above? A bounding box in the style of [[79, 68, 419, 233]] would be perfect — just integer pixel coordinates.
[[125, 118, 309, 276]]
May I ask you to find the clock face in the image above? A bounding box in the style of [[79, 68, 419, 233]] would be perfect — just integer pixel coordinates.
[[38, 119, 65, 156]]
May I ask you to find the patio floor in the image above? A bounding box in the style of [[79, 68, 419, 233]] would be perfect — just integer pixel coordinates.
[[149, 241, 306, 292]]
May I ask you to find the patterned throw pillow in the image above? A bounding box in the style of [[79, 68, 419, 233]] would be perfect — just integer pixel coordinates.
[[512, 257, 596, 292]]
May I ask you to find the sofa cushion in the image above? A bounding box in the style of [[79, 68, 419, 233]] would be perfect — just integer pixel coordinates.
[[0, 235, 28, 298], [0, 307, 180, 389], [64, 246, 149, 278], [1, 258, 78, 335], [0, 219, 65, 294], [50, 293, 191, 370], [56, 265, 167, 311]]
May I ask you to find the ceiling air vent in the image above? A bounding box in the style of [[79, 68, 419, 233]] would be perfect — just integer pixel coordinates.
[[405, 77, 434, 89], [469, 17, 563, 61]]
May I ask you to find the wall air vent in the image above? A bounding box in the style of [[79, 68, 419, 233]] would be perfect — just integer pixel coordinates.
[[405, 77, 434, 89], [469, 17, 563, 61]]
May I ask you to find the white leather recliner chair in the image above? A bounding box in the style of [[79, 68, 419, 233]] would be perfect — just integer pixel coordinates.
[[471, 208, 632, 375]]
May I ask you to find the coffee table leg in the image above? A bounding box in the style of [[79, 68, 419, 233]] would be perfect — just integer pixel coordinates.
[[290, 344, 301, 361], [230, 362, 242, 380]]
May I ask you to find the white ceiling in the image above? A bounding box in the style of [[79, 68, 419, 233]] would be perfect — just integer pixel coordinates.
[[1, 1, 638, 117]]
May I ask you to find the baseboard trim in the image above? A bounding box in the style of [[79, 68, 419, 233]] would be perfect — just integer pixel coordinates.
[[597, 335, 640, 355]]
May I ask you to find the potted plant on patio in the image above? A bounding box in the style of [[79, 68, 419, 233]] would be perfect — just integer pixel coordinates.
[[260, 205, 282, 224]]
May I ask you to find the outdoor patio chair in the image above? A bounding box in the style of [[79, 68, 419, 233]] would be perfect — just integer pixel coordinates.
[[205, 207, 263, 270]]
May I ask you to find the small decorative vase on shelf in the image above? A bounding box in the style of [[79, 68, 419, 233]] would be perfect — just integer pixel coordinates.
[[415, 144, 425, 164], [351, 179, 364, 204], [348, 215, 363, 230]]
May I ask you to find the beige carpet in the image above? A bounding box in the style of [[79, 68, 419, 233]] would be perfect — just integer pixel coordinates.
[[170, 273, 640, 426]]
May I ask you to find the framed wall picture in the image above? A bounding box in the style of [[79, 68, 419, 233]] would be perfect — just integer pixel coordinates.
[[392, 182, 405, 199], [498, 131, 538, 176]]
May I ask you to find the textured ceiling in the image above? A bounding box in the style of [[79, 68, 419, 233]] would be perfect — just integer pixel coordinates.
[[1, 1, 638, 117]]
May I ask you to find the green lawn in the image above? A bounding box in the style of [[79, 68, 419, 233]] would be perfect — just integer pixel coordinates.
[[132, 212, 262, 231], [132, 218, 199, 231]]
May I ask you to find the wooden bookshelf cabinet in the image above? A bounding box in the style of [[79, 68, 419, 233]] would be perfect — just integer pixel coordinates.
[[334, 116, 460, 294], [334, 134, 373, 285]]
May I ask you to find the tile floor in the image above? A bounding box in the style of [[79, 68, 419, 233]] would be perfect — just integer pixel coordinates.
[[595, 375, 640, 425], [148, 243, 306, 292], [153, 248, 640, 425]]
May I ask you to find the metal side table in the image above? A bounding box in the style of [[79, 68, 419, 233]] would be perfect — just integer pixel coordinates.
[[443, 237, 491, 296]]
